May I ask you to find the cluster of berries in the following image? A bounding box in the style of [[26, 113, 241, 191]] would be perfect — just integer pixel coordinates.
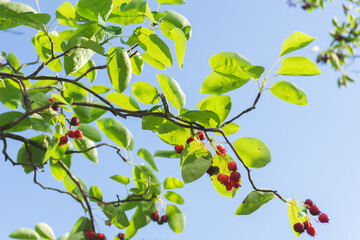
[[58, 117, 83, 146], [151, 212, 169, 225], [293, 199, 329, 237], [86, 230, 125, 240], [174, 131, 206, 154], [216, 161, 241, 191]]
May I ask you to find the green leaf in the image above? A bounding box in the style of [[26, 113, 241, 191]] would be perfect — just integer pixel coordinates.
[[288, 200, 310, 237], [166, 205, 186, 233], [107, 46, 132, 93], [141, 52, 166, 70], [142, 114, 165, 132], [107, 0, 145, 25], [133, 164, 161, 196], [233, 137, 271, 169], [197, 95, 231, 123], [170, 28, 186, 69], [157, 0, 185, 5], [56, 1, 78, 27], [101, 204, 129, 229], [221, 122, 240, 135], [0, 2, 51, 30], [106, 92, 140, 111], [68, 217, 91, 238], [278, 57, 322, 76], [52, 94, 71, 105], [90, 85, 111, 94], [280, 32, 315, 57], [157, 74, 186, 109], [73, 103, 106, 124], [270, 80, 307, 105], [181, 144, 212, 183], [0, 111, 31, 132], [77, 123, 102, 142], [180, 109, 220, 128], [130, 53, 144, 76], [131, 27, 172, 67], [63, 175, 88, 201], [89, 186, 103, 202], [0, 79, 23, 109], [137, 148, 158, 172], [132, 81, 159, 105], [57, 233, 69, 240], [71, 59, 97, 83], [30, 115, 53, 133], [64, 82, 88, 102], [73, 136, 98, 163], [164, 176, 184, 189], [5, 52, 21, 70], [200, 71, 249, 94], [235, 191, 275, 215], [154, 150, 179, 158], [242, 66, 265, 79], [110, 175, 131, 185], [160, 10, 191, 40], [50, 143, 72, 182], [158, 121, 191, 145], [43, 136, 60, 164], [209, 52, 252, 80], [35, 223, 55, 240], [164, 191, 185, 205], [9, 228, 40, 240], [75, 0, 113, 21], [96, 118, 134, 150]]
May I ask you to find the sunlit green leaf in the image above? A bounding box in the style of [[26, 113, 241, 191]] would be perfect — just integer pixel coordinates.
[[164, 191, 185, 205], [106, 92, 140, 111], [270, 80, 307, 105], [280, 32, 315, 57], [107, 46, 132, 93], [157, 74, 186, 110], [166, 205, 186, 233], [278, 57, 322, 76], [164, 176, 184, 189], [137, 148, 158, 172], [132, 81, 159, 105], [235, 191, 275, 215]]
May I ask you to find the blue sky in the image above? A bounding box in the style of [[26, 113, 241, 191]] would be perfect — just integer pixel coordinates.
[[0, 0, 359, 239]]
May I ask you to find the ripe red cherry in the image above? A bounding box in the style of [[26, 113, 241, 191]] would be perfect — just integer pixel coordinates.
[[230, 180, 240, 188], [70, 116, 80, 126], [227, 161, 237, 171], [86, 230, 95, 239], [59, 136, 68, 146], [230, 171, 241, 181], [49, 98, 54, 102], [68, 130, 75, 138], [303, 220, 312, 230], [174, 145, 184, 154], [151, 212, 159, 221], [117, 233, 125, 240], [304, 199, 313, 208], [309, 205, 321, 216], [225, 182, 233, 191], [97, 233, 105, 240], [306, 226, 316, 237], [318, 213, 329, 223], [74, 129, 83, 139], [161, 215, 168, 223], [217, 174, 229, 185], [186, 137, 194, 144], [216, 145, 226, 155], [196, 131, 206, 141], [293, 222, 304, 233]]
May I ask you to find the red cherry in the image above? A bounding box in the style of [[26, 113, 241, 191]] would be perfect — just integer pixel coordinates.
[[230, 180, 241, 188], [86, 230, 95, 239], [293, 222, 304, 233], [187, 137, 194, 144], [318, 213, 329, 223], [206, 166, 219, 176], [306, 226, 316, 237], [217, 174, 229, 185], [309, 205, 321, 216], [59, 136, 68, 146], [196, 131, 206, 141], [48, 98, 54, 102], [151, 212, 159, 221], [70, 116, 80, 126], [97, 233, 105, 240], [304, 199, 313, 208], [303, 220, 312, 230], [174, 145, 184, 154], [74, 129, 83, 139], [230, 171, 241, 181], [68, 130, 75, 139], [227, 161, 237, 171], [117, 233, 125, 240], [161, 215, 168, 223], [225, 182, 233, 191], [216, 145, 226, 155]]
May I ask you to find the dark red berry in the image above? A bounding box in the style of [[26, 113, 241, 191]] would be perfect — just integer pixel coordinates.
[[59, 136, 68, 146], [303, 220, 312, 230], [105, 220, 111, 226], [225, 182, 233, 191], [187, 137, 194, 144], [68, 130, 75, 139], [293, 222, 305, 233], [86, 230, 95, 239], [306, 226, 316, 237], [216, 145, 226, 155], [151, 212, 159, 221], [207, 166, 219, 176], [230, 171, 241, 181], [52, 105, 59, 111], [217, 174, 229, 185], [309, 205, 321, 216], [97, 233, 105, 240], [117, 233, 125, 240], [70, 116, 80, 126], [196, 131, 206, 141], [230, 180, 241, 188], [227, 161, 237, 171], [174, 145, 184, 154], [74, 129, 83, 139], [318, 213, 329, 223], [161, 215, 168, 223], [304, 199, 313, 208]]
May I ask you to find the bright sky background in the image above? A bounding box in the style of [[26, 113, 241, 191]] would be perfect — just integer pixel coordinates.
[[0, 0, 359, 239]]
